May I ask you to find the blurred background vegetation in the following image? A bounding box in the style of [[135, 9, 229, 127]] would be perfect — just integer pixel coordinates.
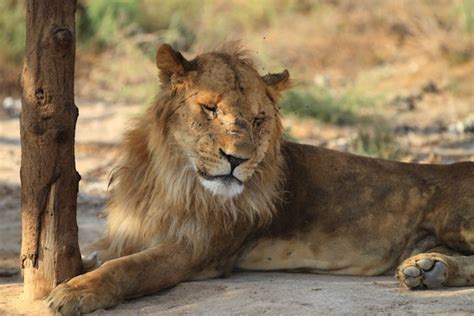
[[0, 0, 473, 161]]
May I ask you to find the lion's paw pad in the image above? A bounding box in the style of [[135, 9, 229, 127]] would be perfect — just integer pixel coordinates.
[[397, 257, 448, 289]]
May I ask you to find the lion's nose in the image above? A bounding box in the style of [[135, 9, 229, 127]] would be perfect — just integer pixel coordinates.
[[219, 148, 248, 171]]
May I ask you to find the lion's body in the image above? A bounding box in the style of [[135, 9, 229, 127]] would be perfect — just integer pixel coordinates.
[[48, 44, 474, 315], [237, 143, 474, 276]]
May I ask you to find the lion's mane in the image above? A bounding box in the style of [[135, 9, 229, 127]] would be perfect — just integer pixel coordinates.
[[104, 46, 285, 258]]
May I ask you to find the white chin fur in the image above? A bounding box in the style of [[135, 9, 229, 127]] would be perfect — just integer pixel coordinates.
[[200, 179, 244, 198]]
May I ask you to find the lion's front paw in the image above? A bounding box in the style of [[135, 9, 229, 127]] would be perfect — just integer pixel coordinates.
[[396, 253, 449, 289], [46, 283, 85, 316], [46, 280, 106, 316]]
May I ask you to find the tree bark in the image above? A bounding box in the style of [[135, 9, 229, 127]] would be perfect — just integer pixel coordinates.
[[20, 0, 81, 300]]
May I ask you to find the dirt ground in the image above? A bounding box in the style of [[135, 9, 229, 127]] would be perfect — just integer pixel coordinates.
[[1, 273, 473, 315], [1, 97, 473, 315]]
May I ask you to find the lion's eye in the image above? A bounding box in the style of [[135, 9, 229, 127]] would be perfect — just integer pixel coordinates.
[[200, 103, 217, 119], [253, 116, 265, 128]]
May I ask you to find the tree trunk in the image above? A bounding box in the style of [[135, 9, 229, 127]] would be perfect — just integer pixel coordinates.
[[20, 0, 81, 300]]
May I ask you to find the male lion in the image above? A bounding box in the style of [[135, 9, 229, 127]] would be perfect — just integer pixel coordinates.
[[48, 43, 474, 315]]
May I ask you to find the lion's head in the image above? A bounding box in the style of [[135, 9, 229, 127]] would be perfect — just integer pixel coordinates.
[[155, 43, 290, 198], [107, 43, 291, 255]]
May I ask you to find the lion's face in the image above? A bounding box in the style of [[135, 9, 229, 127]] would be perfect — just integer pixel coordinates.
[[156, 44, 289, 198]]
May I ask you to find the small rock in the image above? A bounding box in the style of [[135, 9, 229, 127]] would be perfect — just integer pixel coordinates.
[[2, 96, 22, 118], [448, 115, 474, 134], [422, 81, 440, 94]]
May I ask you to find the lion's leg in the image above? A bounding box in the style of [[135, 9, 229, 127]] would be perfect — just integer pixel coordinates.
[[400, 181, 474, 289], [396, 250, 474, 289], [47, 243, 196, 315]]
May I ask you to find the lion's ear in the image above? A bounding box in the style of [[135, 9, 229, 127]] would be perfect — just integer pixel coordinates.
[[156, 43, 191, 84], [262, 69, 291, 93]]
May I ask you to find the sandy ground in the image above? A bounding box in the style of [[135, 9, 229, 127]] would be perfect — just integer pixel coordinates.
[[1, 273, 473, 315], [1, 99, 473, 315]]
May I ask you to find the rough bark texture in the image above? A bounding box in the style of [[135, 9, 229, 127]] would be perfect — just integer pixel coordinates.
[[20, 0, 81, 300]]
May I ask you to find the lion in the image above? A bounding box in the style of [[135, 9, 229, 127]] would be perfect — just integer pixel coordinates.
[[47, 43, 474, 315]]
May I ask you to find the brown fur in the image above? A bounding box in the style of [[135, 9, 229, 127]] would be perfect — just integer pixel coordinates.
[[47, 44, 473, 315]]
